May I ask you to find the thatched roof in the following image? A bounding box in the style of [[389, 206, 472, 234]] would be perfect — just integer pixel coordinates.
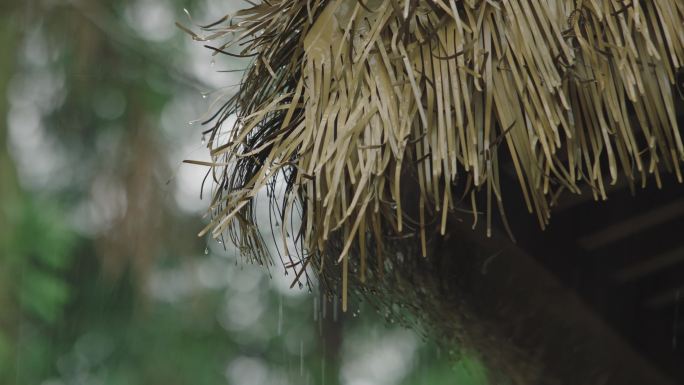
[[185, 0, 683, 311]]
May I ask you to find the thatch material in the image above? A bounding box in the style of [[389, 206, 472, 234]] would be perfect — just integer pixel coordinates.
[[185, 0, 683, 310]]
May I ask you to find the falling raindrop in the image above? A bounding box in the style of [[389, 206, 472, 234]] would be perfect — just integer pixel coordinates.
[[201, 134, 206, 146], [673, 289, 681, 350], [204, 247, 209, 255], [321, 357, 325, 385], [277, 296, 283, 335], [210, 59, 216, 67], [322, 296, 327, 319], [333, 294, 339, 322], [313, 296, 318, 321], [318, 311, 323, 336], [299, 340, 304, 376]]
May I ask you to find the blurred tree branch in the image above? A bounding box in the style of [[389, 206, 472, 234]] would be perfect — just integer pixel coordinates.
[[65, 0, 214, 92], [0, 5, 21, 380]]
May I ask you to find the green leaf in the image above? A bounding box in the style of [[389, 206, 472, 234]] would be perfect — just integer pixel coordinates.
[[19, 268, 71, 323]]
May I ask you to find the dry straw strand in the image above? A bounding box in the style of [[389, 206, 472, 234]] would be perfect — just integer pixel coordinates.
[[186, 0, 684, 298]]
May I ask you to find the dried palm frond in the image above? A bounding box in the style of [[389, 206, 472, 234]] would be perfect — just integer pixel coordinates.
[[185, 0, 683, 310]]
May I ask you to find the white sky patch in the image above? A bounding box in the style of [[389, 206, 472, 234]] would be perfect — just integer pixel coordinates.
[[225, 356, 269, 385], [6, 36, 69, 194], [124, 0, 176, 42], [69, 176, 128, 237], [173, 149, 211, 214], [160, 92, 216, 215], [218, 289, 266, 332], [184, 38, 246, 91], [7, 104, 68, 193], [341, 329, 419, 385]]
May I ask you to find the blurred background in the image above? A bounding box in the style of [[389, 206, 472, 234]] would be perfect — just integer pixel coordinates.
[[0, 1, 487, 384]]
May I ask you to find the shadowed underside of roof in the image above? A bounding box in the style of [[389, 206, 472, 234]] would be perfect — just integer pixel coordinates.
[[190, 0, 683, 288]]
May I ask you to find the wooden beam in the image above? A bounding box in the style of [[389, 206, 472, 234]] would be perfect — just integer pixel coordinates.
[[615, 246, 684, 284], [578, 199, 684, 251]]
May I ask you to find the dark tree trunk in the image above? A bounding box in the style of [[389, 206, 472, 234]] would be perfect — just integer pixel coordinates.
[[398, 217, 675, 384]]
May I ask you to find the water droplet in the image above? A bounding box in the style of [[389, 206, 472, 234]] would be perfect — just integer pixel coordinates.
[[210, 59, 216, 67], [204, 247, 209, 255], [217, 238, 223, 244], [202, 93, 208, 99], [201, 134, 206, 146]]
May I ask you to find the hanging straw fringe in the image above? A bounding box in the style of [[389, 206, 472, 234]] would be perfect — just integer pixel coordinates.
[[187, 0, 683, 298]]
